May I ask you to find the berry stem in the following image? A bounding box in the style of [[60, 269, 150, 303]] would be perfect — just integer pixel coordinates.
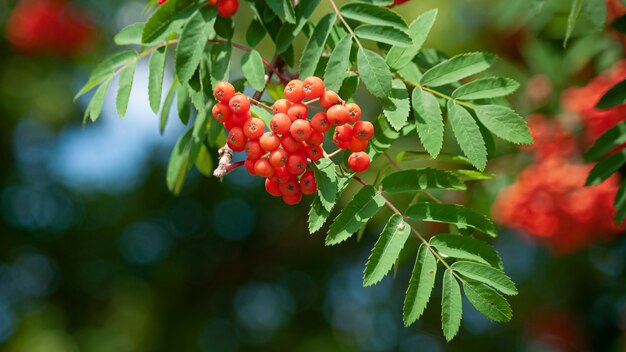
[[324, 148, 343, 159], [248, 96, 273, 111], [328, 0, 363, 48], [402, 80, 475, 110], [225, 160, 245, 172], [303, 98, 320, 105]]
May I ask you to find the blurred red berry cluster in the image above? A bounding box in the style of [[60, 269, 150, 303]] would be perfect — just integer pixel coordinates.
[[5, 0, 96, 57], [494, 61, 626, 253], [158, 0, 239, 18]]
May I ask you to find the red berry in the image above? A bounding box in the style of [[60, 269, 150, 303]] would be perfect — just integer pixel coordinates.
[[217, 0, 238, 17], [348, 152, 371, 173], [348, 137, 368, 152], [228, 94, 250, 114], [281, 135, 304, 153], [244, 159, 256, 175], [319, 90, 339, 109], [271, 166, 291, 183], [303, 76, 325, 100], [284, 80, 305, 103], [282, 192, 302, 205], [269, 148, 288, 168], [290, 119, 313, 142], [286, 152, 308, 175], [212, 103, 231, 123], [334, 124, 353, 142], [353, 121, 374, 141], [300, 171, 317, 195], [223, 120, 236, 131], [310, 112, 331, 133], [333, 133, 350, 149], [243, 117, 265, 139], [265, 178, 282, 197], [306, 144, 323, 161], [245, 139, 264, 160], [270, 113, 291, 134], [254, 158, 275, 178], [230, 111, 251, 127], [345, 103, 362, 123], [214, 82, 235, 103], [272, 99, 292, 114], [279, 178, 300, 196], [287, 103, 308, 121], [259, 132, 281, 151], [227, 127, 246, 152], [306, 131, 324, 146], [327, 105, 349, 126]]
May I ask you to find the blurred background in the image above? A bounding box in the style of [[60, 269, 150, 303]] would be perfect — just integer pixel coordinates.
[[1, 0, 626, 351]]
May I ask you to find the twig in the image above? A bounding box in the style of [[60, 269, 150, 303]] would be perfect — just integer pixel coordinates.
[[213, 145, 234, 180], [328, 0, 363, 48]]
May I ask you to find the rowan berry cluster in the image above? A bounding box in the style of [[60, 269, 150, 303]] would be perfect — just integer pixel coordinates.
[[158, 0, 238, 18], [211, 77, 373, 205]]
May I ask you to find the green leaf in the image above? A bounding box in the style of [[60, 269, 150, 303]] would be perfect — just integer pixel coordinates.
[[176, 84, 190, 125], [473, 105, 532, 145], [354, 25, 412, 47], [84, 79, 111, 123], [564, 0, 584, 47], [357, 47, 392, 98], [452, 261, 517, 295], [142, 0, 197, 44], [382, 79, 410, 130], [397, 62, 422, 82], [403, 244, 437, 326], [114, 23, 144, 45], [115, 61, 137, 117], [325, 186, 385, 245], [430, 234, 503, 269], [585, 121, 626, 161], [363, 214, 410, 286], [462, 281, 512, 322], [452, 77, 519, 100], [76, 50, 138, 99], [148, 46, 167, 114], [453, 169, 495, 181], [412, 89, 444, 158], [382, 168, 466, 193], [447, 103, 487, 171], [386, 9, 437, 70], [275, 0, 320, 53], [189, 109, 209, 166], [338, 73, 359, 100], [265, 0, 296, 24], [405, 202, 497, 237], [246, 19, 267, 47], [166, 129, 193, 195], [441, 269, 462, 341], [195, 145, 213, 176], [241, 50, 266, 91], [615, 180, 626, 224], [324, 35, 353, 92], [210, 42, 232, 86], [160, 81, 178, 134], [175, 7, 217, 84], [596, 79, 626, 109], [299, 13, 336, 79], [421, 52, 497, 87], [586, 150, 626, 186], [340, 2, 408, 30], [308, 196, 331, 234], [313, 159, 338, 212], [250, 104, 273, 126]]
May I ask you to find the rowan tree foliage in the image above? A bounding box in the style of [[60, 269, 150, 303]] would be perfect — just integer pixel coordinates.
[[75, 0, 539, 341]]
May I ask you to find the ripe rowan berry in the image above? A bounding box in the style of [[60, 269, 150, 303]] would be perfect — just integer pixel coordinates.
[[300, 171, 317, 195], [271, 166, 291, 184], [223, 119, 236, 131], [286, 152, 307, 175], [353, 121, 374, 141], [269, 148, 288, 168], [281, 135, 304, 153], [290, 119, 313, 142], [334, 124, 353, 142], [244, 158, 256, 175], [284, 80, 305, 103], [214, 82, 235, 102], [306, 144, 323, 161], [282, 192, 302, 205], [265, 178, 282, 197], [319, 90, 339, 108], [333, 133, 350, 149], [270, 113, 291, 134], [228, 94, 250, 114], [259, 132, 281, 151], [272, 99, 292, 114], [348, 152, 371, 173], [227, 127, 246, 152], [243, 117, 265, 139], [327, 105, 349, 126], [306, 131, 324, 146], [245, 139, 264, 160], [279, 178, 300, 196], [230, 111, 251, 127], [212, 103, 230, 123], [310, 112, 331, 133], [217, 0, 239, 18], [254, 158, 275, 178], [345, 103, 362, 123], [287, 103, 308, 121], [348, 137, 368, 152], [303, 76, 325, 100]]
